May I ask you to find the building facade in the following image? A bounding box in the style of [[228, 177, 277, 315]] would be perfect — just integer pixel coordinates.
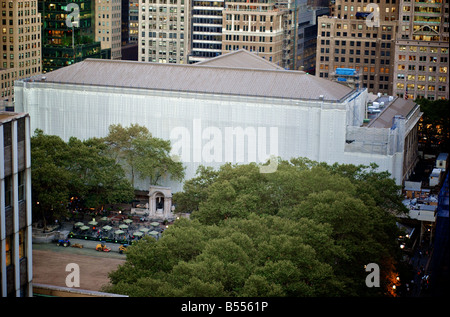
[[296, 3, 329, 73], [1, 0, 42, 103], [392, 0, 449, 100], [221, 0, 298, 68], [95, 0, 122, 59], [316, 0, 399, 95], [15, 52, 421, 192], [189, 0, 224, 63], [138, 0, 189, 63], [122, 0, 139, 45], [0, 111, 33, 297], [39, 0, 109, 73]]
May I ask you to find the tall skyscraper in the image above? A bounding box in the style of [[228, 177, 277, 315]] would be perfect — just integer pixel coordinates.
[[128, 0, 139, 43], [138, 0, 189, 64], [296, 1, 329, 73], [392, 0, 449, 100], [95, 0, 122, 59], [1, 0, 42, 105], [189, 0, 224, 63], [122, 0, 139, 45], [39, 0, 110, 73], [315, 0, 399, 95]]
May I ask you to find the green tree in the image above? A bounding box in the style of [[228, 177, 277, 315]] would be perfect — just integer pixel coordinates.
[[105, 158, 404, 297], [172, 165, 219, 213], [31, 130, 134, 226], [104, 215, 346, 297], [66, 137, 134, 208], [31, 130, 72, 229], [103, 123, 185, 187], [133, 135, 185, 185]]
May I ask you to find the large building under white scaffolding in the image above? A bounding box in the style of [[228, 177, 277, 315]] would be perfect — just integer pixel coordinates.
[[14, 50, 421, 191]]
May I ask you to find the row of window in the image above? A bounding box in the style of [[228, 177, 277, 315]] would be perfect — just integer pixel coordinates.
[[3, 230, 27, 267], [3, 172, 26, 208], [319, 47, 391, 57], [397, 65, 448, 73], [322, 39, 392, 49], [397, 74, 447, 82], [398, 46, 448, 54], [398, 55, 448, 63], [321, 31, 393, 40], [324, 56, 391, 65], [397, 83, 447, 92]]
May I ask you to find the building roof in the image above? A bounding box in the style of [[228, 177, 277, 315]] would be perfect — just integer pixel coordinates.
[[367, 97, 419, 129], [31, 53, 354, 102], [436, 153, 448, 161], [0, 111, 28, 123], [196, 49, 284, 71], [404, 181, 422, 191]]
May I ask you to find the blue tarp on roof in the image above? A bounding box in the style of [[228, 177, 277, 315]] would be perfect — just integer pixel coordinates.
[[336, 68, 356, 76]]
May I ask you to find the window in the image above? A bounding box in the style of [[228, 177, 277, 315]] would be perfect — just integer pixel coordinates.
[[4, 175, 12, 207], [5, 236, 12, 266], [18, 171, 25, 201], [19, 230, 26, 259]]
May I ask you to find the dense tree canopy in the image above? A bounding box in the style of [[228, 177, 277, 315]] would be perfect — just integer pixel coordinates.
[[105, 158, 406, 297], [31, 130, 134, 227]]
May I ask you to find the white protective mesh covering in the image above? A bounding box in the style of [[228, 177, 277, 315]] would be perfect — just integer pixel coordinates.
[[15, 80, 406, 189]]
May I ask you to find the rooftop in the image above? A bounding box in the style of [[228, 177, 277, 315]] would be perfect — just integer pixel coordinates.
[[196, 49, 284, 71], [28, 50, 354, 102], [0, 111, 28, 123], [367, 97, 419, 129]]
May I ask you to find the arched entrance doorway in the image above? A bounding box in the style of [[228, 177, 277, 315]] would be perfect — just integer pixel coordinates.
[[148, 186, 173, 219]]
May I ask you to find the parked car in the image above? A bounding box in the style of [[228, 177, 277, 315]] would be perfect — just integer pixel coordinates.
[[118, 244, 128, 254], [57, 239, 71, 247]]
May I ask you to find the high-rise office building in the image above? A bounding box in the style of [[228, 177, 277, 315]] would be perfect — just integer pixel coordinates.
[[121, 0, 138, 60], [39, 0, 110, 73], [296, 1, 329, 73], [189, 0, 224, 63], [138, 0, 190, 64], [1, 0, 42, 105], [392, 0, 449, 100], [122, 0, 139, 45], [128, 0, 139, 43], [95, 0, 122, 59], [0, 111, 33, 297], [316, 0, 399, 95], [221, 0, 295, 68]]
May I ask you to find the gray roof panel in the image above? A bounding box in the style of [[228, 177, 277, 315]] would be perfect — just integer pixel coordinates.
[[33, 55, 354, 102]]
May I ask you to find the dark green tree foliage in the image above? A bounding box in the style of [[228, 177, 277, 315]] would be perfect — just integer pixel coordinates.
[[105, 158, 404, 297], [31, 130, 134, 225], [31, 130, 73, 228], [65, 137, 135, 207]]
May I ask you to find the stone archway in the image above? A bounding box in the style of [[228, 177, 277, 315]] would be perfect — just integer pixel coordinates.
[[148, 186, 173, 219]]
